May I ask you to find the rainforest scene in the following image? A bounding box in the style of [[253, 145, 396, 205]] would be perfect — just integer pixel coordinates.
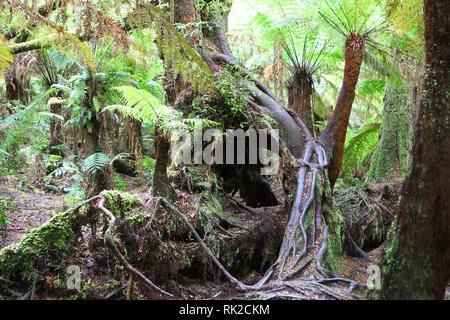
[[0, 0, 448, 303]]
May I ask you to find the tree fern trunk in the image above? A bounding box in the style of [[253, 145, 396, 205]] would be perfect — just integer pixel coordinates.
[[48, 98, 64, 157], [287, 69, 315, 136], [319, 32, 365, 189], [84, 69, 113, 197], [151, 133, 173, 199]]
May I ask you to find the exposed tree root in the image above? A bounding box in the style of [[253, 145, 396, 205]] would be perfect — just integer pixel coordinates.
[[96, 196, 174, 298], [335, 185, 394, 253], [164, 51, 369, 299]]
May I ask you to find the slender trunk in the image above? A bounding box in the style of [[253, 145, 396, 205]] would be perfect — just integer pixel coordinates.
[[151, 133, 173, 199], [379, 0, 450, 300], [319, 32, 365, 189], [48, 98, 64, 156], [126, 117, 145, 184], [84, 69, 113, 197]]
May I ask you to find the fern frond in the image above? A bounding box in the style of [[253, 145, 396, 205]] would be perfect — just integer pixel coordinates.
[[82, 152, 110, 175], [312, 88, 332, 118], [143, 4, 215, 93], [362, 48, 391, 77], [358, 79, 385, 96], [342, 123, 381, 176], [0, 41, 14, 73], [104, 86, 177, 123]]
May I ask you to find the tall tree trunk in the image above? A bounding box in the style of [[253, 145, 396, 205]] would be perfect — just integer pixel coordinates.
[[126, 117, 145, 184], [367, 81, 416, 181], [83, 69, 113, 197], [319, 32, 365, 189], [379, 0, 450, 300]]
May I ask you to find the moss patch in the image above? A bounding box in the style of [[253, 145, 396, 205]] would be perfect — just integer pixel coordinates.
[[368, 82, 416, 181], [0, 205, 88, 280]]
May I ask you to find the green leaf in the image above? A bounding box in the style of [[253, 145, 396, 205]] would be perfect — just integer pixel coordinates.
[[104, 86, 176, 123], [82, 153, 111, 174]]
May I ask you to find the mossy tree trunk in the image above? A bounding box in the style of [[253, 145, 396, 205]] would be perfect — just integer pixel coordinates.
[[83, 69, 114, 197], [367, 81, 416, 181], [125, 117, 145, 183], [378, 0, 450, 300], [47, 98, 65, 157]]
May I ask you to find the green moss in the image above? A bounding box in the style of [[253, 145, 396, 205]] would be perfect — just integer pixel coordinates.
[[0, 205, 87, 280], [320, 172, 346, 272], [0, 191, 143, 280], [368, 82, 416, 181], [100, 190, 143, 218]]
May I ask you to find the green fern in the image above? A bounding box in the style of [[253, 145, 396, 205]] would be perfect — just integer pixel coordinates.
[[82, 152, 111, 175], [0, 42, 14, 73], [342, 122, 380, 177], [104, 85, 178, 124], [82, 152, 133, 176], [104, 86, 218, 134], [144, 5, 215, 93]]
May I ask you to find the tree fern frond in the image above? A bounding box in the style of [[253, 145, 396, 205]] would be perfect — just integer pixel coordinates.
[[312, 88, 332, 118], [0, 41, 14, 73], [358, 79, 385, 96], [363, 47, 390, 77], [108, 85, 176, 123], [82, 152, 110, 175], [38, 112, 65, 122], [342, 123, 381, 176], [143, 4, 215, 93]]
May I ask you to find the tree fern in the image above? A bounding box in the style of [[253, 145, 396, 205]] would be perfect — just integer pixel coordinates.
[[342, 122, 380, 177]]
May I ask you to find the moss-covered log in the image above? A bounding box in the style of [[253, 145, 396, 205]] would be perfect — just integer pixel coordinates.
[[0, 200, 92, 280], [0, 191, 142, 281]]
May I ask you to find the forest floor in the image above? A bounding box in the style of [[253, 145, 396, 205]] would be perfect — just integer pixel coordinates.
[[0, 173, 448, 300]]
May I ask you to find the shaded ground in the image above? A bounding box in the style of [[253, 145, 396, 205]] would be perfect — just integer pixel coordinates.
[[0, 176, 67, 249], [0, 173, 448, 300]]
